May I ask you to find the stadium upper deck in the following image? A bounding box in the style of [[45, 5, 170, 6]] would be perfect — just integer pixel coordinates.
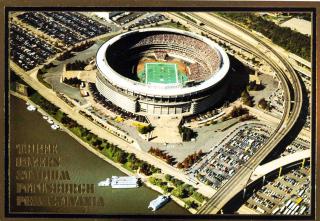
[[95, 28, 230, 115]]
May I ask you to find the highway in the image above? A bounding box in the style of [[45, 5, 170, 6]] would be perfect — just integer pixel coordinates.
[[172, 12, 303, 214], [250, 149, 310, 183]]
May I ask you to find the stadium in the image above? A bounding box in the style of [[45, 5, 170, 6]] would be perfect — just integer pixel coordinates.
[[95, 27, 230, 116]]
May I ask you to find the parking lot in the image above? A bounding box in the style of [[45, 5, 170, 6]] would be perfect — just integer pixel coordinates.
[[269, 87, 285, 116], [42, 12, 111, 39], [280, 139, 310, 157], [112, 12, 145, 26], [10, 24, 59, 70], [17, 12, 111, 46], [189, 124, 270, 189], [128, 14, 168, 29], [244, 165, 311, 215]]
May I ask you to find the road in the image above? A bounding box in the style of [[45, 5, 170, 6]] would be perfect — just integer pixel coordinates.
[[170, 12, 303, 214], [250, 149, 310, 182]]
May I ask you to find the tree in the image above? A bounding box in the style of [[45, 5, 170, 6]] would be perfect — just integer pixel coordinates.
[[247, 80, 264, 91], [92, 139, 102, 148], [241, 89, 254, 107], [165, 174, 173, 182], [185, 200, 198, 209], [205, 180, 213, 186], [192, 192, 207, 203], [245, 99, 254, 107], [138, 124, 153, 134], [172, 186, 187, 198], [241, 89, 250, 101], [171, 178, 184, 187], [258, 98, 270, 111], [183, 184, 195, 195], [179, 126, 197, 141], [140, 162, 151, 175], [149, 177, 157, 185], [126, 153, 137, 162], [86, 133, 94, 142], [162, 185, 173, 193], [177, 162, 184, 169], [114, 151, 127, 164]]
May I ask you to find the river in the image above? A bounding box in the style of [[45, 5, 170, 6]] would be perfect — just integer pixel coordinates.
[[9, 95, 189, 215]]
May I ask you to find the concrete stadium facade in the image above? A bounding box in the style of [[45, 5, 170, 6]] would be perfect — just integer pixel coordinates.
[[96, 27, 230, 116]]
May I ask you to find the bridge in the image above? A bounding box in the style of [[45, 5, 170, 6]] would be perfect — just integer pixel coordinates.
[[250, 150, 310, 183]]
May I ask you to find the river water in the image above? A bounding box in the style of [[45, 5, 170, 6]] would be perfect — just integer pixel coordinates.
[[9, 95, 189, 215]]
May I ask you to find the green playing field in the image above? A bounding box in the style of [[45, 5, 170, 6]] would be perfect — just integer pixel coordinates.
[[145, 63, 178, 84]]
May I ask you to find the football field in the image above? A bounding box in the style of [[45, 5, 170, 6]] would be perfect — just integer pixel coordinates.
[[145, 63, 178, 84]]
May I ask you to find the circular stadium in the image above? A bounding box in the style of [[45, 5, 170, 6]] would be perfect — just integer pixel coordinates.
[[96, 27, 230, 116]]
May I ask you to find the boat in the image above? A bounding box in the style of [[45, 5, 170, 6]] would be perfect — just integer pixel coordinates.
[[43, 115, 48, 120], [148, 195, 170, 211], [26, 104, 37, 111], [51, 124, 60, 130], [47, 119, 54, 124], [98, 178, 111, 187], [110, 176, 140, 188]]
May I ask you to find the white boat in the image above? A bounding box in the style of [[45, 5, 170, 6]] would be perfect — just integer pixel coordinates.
[[26, 105, 37, 111], [51, 124, 60, 130], [43, 115, 48, 120], [98, 178, 111, 187], [111, 176, 140, 188], [47, 119, 54, 124], [148, 195, 170, 211]]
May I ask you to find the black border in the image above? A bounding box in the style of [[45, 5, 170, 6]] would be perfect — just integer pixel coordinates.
[[4, 6, 317, 220]]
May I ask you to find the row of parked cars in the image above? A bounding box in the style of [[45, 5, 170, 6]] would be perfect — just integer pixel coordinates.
[[191, 125, 269, 189], [17, 12, 111, 46], [128, 14, 168, 29], [113, 12, 144, 26], [18, 12, 84, 45], [42, 12, 111, 39], [245, 166, 311, 215], [11, 12, 112, 71], [10, 24, 59, 70]]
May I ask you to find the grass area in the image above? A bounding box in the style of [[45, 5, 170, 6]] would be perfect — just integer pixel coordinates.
[[145, 62, 178, 84], [178, 71, 188, 84], [54, 110, 65, 121], [122, 162, 136, 173], [160, 21, 190, 31], [176, 12, 197, 23], [37, 73, 52, 89]]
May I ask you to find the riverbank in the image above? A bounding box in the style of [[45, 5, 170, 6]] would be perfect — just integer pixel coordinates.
[[11, 91, 135, 177], [10, 91, 195, 214]]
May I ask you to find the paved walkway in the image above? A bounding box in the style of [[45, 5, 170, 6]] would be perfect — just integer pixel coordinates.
[[148, 115, 183, 143]]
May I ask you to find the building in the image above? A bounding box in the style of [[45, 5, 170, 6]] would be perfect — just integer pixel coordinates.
[[95, 27, 230, 116]]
